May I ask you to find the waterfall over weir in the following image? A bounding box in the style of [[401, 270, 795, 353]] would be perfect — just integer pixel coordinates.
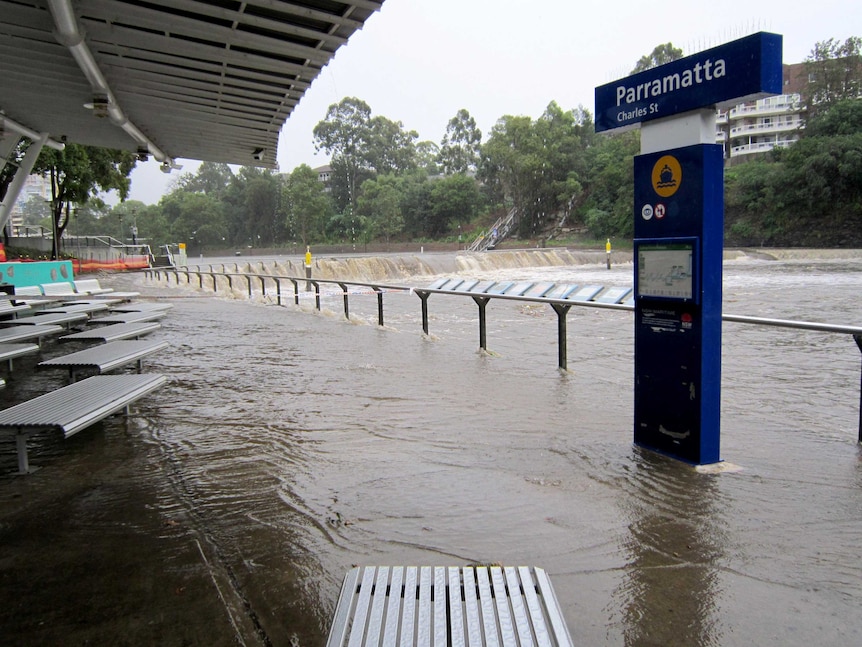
[[222, 249, 623, 283]]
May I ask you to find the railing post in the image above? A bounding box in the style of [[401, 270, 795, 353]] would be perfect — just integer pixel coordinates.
[[551, 303, 572, 371], [472, 295, 490, 351], [337, 282, 349, 320], [247, 275, 253, 298], [290, 279, 299, 305], [375, 287, 384, 327], [415, 290, 430, 335], [258, 276, 267, 298], [313, 281, 321, 311], [211, 273, 217, 292], [856, 334, 862, 444], [275, 278, 283, 306]]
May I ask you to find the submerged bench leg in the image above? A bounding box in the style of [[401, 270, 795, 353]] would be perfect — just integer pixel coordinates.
[[16, 430, 30, 474]]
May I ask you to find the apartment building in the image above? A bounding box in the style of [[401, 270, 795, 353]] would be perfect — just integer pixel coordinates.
[[717, 62, 807, 163]]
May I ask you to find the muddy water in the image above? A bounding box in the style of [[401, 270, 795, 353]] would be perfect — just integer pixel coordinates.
[[1, 251, 861, 646]]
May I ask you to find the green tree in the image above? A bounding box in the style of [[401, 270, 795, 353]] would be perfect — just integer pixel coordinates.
[[238, 167, 281, 245], [357, 176, 403, 245], [630, 43, 684, 74], [580, 130, 640, 238], [803, 37, 862, 119], [366, 115, 418, 175], [415, 141, 441, 175], [313, 97, 374, 212], [159, 190, 227, 253], [802, 98, 862, 137], [480, 103, 595, 238], [284, 164, 332, 245], [33, 143, 136, 259], [177, 161, 234, 197], [439, 109, 482, 175], [429, 174, 482, 236]]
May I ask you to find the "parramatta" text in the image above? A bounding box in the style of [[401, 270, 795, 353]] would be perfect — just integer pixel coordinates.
[[616, 59, 726, 106]]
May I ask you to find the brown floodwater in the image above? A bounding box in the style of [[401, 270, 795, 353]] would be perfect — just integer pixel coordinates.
[[1, 250, 860, 646]]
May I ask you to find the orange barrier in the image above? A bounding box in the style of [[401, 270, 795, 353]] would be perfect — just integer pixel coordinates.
[[72, 257, 150, 273]]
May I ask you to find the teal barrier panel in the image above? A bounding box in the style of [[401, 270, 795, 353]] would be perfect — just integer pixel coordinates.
[[0, 261, 75, 288]]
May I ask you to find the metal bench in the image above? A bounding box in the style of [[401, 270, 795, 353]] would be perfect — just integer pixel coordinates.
[[0, 311, 88, 328], [110, 302, 173, 313], [60, 321, 161, 343], [327, 565, 573, 647], [0, 324, 64, 345], [0, 295, 31, 318], [73, 278, 113, 295], [40, 281, 78, 297], [39, 302, 111, 316], [88, 309, 169, 325], [0, 342, 40, 370], [0, 373, 168, 474], [13, 285, 62, 309], [38, 339, 169, 382]]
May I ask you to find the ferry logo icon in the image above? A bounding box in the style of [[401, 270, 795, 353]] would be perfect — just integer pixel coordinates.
[[651, 155, 682, 198]]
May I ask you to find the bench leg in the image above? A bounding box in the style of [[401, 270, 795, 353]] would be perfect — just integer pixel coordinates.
[[16, 431, 30, 474]]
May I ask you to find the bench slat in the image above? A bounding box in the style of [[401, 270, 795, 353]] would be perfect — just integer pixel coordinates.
[[0, 374, 167, 438], [0, 325, 64, 344], [88, 310, 168, 325], [110, 302, 173, 313], [0, 312, 88, 327], [327, 566, 572, 647], [60, 321, 160, 342], [38, 340, 169, 380]]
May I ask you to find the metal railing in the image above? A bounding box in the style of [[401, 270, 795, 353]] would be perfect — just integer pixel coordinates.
[[143, 267, 862, 442]]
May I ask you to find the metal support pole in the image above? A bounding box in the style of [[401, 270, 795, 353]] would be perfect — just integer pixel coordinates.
[[258, 276, 267, 298], [247, 275, 253, 298], [416, 290, 430, 335], [275, 278, 283, 306], [472, 296, 490, 351], [375, 288, 384, 327], [211, 274, 217, 292], [313, 282, 321, 311], [338, 282, 349, 320], [551, 303, 572, 370], [290, 279, 299, 305], [856, 334, 862, 444]]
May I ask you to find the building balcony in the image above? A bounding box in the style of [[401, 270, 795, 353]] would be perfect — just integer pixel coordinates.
[[729, 120, 803, 137], [730, 139, 797, 157], [728, 94, 802, 119]]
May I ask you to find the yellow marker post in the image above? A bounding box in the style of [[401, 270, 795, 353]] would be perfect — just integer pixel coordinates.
[[304, 246, 312, 291], [606, 238, 612, 269]]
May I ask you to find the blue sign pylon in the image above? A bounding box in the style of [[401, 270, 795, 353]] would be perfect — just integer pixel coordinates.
[[595, 32, 783, 465]]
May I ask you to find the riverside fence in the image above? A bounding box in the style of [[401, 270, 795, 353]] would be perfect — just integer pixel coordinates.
[[144, 264, 862, 443]]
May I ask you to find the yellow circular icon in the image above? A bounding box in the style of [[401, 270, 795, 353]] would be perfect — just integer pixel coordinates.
[[651, 155, 682, 198]]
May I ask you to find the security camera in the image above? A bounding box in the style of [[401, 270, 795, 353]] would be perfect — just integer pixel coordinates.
[[252, 148, 265, 162]]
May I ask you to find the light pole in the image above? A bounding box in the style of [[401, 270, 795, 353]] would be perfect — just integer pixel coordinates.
[[130, 208, 138, 245]]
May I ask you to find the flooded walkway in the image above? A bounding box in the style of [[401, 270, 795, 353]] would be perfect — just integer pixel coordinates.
[[1, 251, 861, 645]]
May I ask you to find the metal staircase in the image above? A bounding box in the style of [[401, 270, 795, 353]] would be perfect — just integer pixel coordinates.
[[467, 207, 517, 252]]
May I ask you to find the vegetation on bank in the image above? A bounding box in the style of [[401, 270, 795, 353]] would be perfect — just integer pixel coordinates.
[[2, 37, 860, 257]]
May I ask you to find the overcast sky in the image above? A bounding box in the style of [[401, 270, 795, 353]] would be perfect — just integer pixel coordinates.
[[126, 0, 858, 204]]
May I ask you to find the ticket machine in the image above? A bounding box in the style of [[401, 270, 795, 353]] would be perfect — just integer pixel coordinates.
[[633, 144, 724, 464]]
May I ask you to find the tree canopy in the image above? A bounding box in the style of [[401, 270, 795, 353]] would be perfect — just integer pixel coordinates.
[[33, 143, 136, 258]]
